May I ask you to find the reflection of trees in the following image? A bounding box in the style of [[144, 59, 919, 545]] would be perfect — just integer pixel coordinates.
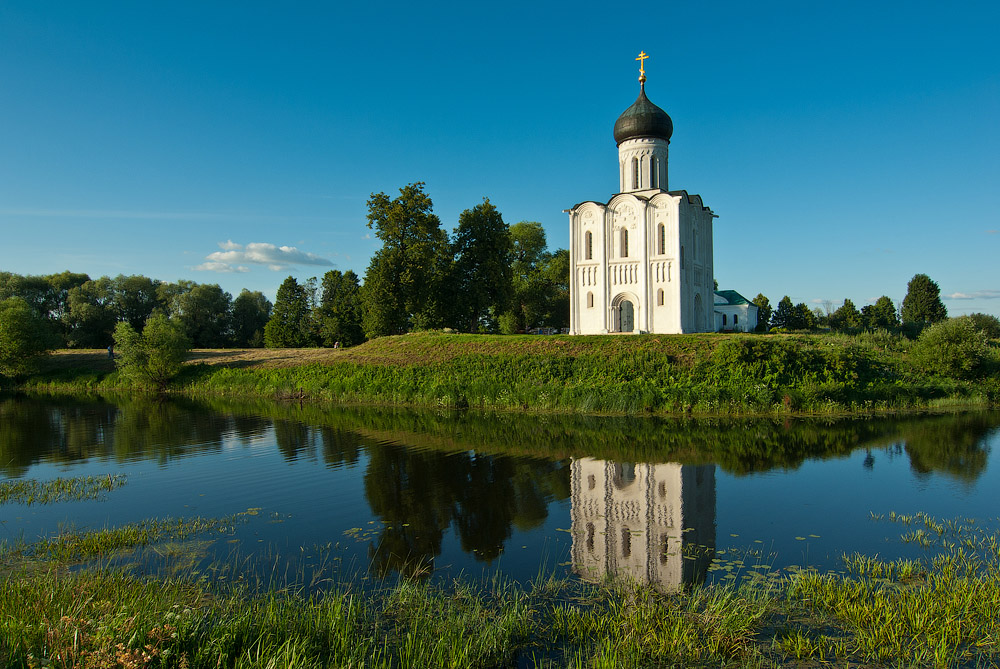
[[0, 395, 119, 477], [111, 397, 226, 464], [273, 419, 313, 461], [903, 414, 995, 483], [363, 443, 569, 577]]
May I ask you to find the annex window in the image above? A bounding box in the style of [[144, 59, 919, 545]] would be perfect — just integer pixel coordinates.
[[584, 230, 593, 260], [722, 314, 727, 326], [734, 314, 739, 325]]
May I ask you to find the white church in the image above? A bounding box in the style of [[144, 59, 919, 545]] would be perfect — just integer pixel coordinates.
[[568, 55, 717, 335]]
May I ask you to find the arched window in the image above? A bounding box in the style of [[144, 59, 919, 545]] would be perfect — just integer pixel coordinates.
[[722, 314, 728, 326], [584, 231, 593, 260], [586, 291, 594, 308], [734, 314, 739, 325], [650, 157, 658, 188], [621, 229, 628, 258], [657, 288, 664, 306], [631, 157, 639, 189], [657, 223, 665, 255]]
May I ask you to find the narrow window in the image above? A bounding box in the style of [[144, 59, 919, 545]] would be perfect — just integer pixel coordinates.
[[587, 292, 594, 308], [658, 223, 665, 255], [650, 157, 658, 188], [681, 245, 685, 269], [722, 314, 727, 326], [631, 157, 639, 189], [657, 288, 664, 306], [584, 231, 593, 260], [734, 314, 739, 325], [621, 229, 628, 258]]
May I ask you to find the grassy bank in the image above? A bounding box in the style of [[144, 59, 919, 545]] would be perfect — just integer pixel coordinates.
[[19, 331, 1000, 416], [3, 517, 1000, 668]]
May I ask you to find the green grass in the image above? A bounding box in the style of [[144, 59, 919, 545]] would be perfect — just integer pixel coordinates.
[[2, 514, 999, 667], [18, 331, 1000, 417], [0, 474, 126, 506]]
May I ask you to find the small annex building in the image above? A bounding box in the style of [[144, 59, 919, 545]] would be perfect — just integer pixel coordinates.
[[568, 54, 716, 335], [714, 290, 758, 332]]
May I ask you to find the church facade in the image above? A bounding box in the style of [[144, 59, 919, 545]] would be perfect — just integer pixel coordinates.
[[568, 59, 716, 335]]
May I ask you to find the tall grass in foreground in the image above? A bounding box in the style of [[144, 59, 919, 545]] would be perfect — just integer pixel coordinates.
[[3, 517, 1000, 668]]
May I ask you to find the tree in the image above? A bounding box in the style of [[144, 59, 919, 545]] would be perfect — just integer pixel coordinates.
[[318, 270, 364, 347], [791, 302, 815, 330], [540, 248, 570, 330], [172, 283, 233, 348], [112, 275, 163, 331], [63, 277, 117, 348], [264, 276, 313, 347], [113, 313, 191, 390], [770, 296, 795, 330], [909, 317, 992, 379], [0, 297, 59, 378], [751, 294, 772, 332], [862, 296, 900, 330], [361, 183, 449, 338], [829, 299, 862, 331], [901, 273, 947, 325], [231, 290, 272, 347], [450, 199, 513, 333]]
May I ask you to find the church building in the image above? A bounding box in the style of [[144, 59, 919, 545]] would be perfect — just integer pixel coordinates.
[[568, 54, 716, 334]]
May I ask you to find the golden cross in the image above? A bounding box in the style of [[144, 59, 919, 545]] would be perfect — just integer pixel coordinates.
[[636, 51, 649, 77]]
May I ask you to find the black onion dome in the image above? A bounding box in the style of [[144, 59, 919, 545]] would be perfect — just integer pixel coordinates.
[[613, 86, 673, 145]]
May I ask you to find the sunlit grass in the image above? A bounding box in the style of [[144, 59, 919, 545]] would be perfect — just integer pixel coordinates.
[[3, 513, 1000, 667], [0, 474, 126, 506]]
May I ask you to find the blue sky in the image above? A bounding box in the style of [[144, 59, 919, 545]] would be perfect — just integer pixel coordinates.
[[2, 1, 997, 316]]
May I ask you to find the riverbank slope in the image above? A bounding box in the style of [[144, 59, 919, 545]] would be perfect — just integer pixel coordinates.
[[19, 331, 1000, 415]]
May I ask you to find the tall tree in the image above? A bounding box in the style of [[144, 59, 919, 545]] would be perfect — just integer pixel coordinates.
[[63, 277, 117, 347], [264, 276, 313, 347], [540, 248, 570, 330], [901, 273, 947, 325], [0, 297, 59, 378], [450, 199, 513, 333], [770, 296, 795, 330], [361, 183, 450, 338], [112, 275, 163, 331], [751, 294, 772, 332], [829, 299, 862, 331], [231, 290, 272, 347], [173, 283, 233, 348], [318, 270, 364, 347], [862, 296, 900, 330]]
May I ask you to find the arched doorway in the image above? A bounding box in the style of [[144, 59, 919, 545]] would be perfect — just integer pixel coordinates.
[[620, 300, 634, 332]]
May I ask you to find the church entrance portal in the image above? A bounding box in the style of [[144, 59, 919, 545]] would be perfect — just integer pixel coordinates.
[[620, 300, 634, 333]]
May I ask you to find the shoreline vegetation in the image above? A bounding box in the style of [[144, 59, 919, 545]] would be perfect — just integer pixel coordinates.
[[16, 330, 1000, 417], [2, 506, 999, 668]]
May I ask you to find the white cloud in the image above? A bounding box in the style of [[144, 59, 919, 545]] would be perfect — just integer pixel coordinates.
[[194, 261, 250, 273], [944, 290, 1000, 300], [194, 241, 333, 273]]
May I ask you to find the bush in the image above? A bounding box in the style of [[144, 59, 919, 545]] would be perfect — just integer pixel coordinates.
[[968, 313, 1000, 339], [908, 317, 994, 380], [0, 297, 59, 378], [113, 314, 191, 390]]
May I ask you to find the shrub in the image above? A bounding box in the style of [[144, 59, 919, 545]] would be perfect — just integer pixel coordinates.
[[0, 297, 59, 378], [113, 313, 191, 390], [908, 317, 993, 380], [967, 313, 1000, 339]]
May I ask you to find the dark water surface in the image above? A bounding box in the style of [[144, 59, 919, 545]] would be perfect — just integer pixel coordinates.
[[2, 393, 998, 591]]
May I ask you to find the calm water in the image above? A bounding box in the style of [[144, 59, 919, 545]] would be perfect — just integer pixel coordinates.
[[2, 393, 998, 591]]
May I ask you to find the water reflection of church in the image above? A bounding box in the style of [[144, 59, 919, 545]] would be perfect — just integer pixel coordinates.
[[570, 459, 716, 592]]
